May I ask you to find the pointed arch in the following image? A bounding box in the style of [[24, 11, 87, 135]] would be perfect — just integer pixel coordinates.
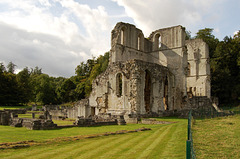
[[154, 33, 161, 50]]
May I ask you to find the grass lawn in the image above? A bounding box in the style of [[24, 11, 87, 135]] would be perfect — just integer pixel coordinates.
[[193, 114, 240, 158], [0, 118, 187, 159], [222, 105, 240, 114], [0, 106, 31, 110], [52, 119, 75, 126], [18, 114, 41, 119], [0, 105, 43, 110]]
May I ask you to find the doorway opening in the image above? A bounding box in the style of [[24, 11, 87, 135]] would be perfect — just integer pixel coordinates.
[[91, 107, 95, 116], [144, 70, 151, 113]]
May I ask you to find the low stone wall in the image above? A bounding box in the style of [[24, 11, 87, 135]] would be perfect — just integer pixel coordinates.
[[49, 109, 67, 120], [74, 118, 118, 127], [0, 111, 11, 125], [3, 109, 26, 114], [189, 96, 212, 110], [67, 107, 78, 119], [141, 119, 173, 124], [11, 118, 57, 130], [74, 114, 127, 127], [46, 100, 89, 119]]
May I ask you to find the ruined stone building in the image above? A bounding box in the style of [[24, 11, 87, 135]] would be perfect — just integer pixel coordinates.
[[77, 22, 211, 118]]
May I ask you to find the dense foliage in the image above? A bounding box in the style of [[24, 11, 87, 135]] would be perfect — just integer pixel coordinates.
[[0, 52, 109, 105]]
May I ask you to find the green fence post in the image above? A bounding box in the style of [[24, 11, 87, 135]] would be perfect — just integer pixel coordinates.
[[186, 140, 191, 159]]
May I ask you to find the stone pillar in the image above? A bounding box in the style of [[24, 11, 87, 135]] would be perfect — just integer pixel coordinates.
[[32, 105, 37, 111], [32, 113, 35, 119]]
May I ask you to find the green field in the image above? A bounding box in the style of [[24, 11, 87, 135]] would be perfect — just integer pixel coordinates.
[[1, 106, 239, 159], [0, 118, 187, 159], [193, 114, 240, 158]]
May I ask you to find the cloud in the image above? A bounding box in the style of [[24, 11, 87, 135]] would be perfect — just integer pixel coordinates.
[[112, 0, 225, 37], [0, 22, 92, 77], [0, 0, 112, 77]]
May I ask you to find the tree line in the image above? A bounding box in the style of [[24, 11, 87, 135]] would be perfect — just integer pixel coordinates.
[[0, 52, 109, 106]]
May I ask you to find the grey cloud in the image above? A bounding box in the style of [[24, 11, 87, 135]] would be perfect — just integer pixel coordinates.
[[0, 22, 92, 77]]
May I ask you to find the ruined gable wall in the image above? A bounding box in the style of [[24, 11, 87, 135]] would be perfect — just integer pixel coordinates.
[[149, 26, 188, 105], [110, 23, 188, 101], [89, 59, 179, 115], [186, 39, 211, 98], [89, 62, 132, 115], [110, 22, 154, 64]]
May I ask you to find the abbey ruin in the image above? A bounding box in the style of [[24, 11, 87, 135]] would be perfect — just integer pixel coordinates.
[[77, 22, 213, 118], [0, 22, 221, 128]]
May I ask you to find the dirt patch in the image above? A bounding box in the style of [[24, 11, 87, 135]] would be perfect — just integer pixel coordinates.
[[0, 127, 151, 149]]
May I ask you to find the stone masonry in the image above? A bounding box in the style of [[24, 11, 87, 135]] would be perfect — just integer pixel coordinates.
[[48, 22, 215, 120]]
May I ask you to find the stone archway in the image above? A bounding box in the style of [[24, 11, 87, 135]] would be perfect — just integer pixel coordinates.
[[144, 70, 151, 113]]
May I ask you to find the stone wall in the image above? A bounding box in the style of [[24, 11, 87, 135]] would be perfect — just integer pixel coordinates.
[[0, 109, 27, 126], [46, 99, 90, 119], [186, 39, 211, 98], [89, 59, 179, 116], [11, 118, 57, 130], [82, 22, 213, 118], [0, 111, 11, 125], [74, 114, 126, 126]]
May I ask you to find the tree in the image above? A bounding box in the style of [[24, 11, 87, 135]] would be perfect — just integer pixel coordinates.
[[211, 35, 240, 104], [31, 74, 56, 105], [31, 66, 42, 75], [0, 63, 6, 73], [16, 67, 32, 104], [195, 28, 219, 58], [74, 52, 109, 98], [56, 78, 76, 103], [0, 72, 20, 105], [7, 61, 16, 74], [185, 30, 192, 40]]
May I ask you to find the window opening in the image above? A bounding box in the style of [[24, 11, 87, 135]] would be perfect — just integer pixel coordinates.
[[187, 62, 191, 76], [163, 77, 168, 110], [154, 34, 161, 50], [116, 73, 122, 97], [137, 36, 141, 50], [120, 29, 124, 45]]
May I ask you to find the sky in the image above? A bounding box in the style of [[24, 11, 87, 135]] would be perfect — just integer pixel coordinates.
[[0, 0, 239, 77]]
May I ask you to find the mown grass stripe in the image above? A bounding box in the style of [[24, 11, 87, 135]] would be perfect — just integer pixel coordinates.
[[146, 122, 183, 158], [2, 139, 93, 159], [39, 136, 122, 159], [136, 124, 173, 159], [49, 134, 132, 159], [159, 122, 186, 159], [0, 144, 59, 159], [116, 125, 171, 159], [97, 131, 151, 159], [74, 134, 134, 159]]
